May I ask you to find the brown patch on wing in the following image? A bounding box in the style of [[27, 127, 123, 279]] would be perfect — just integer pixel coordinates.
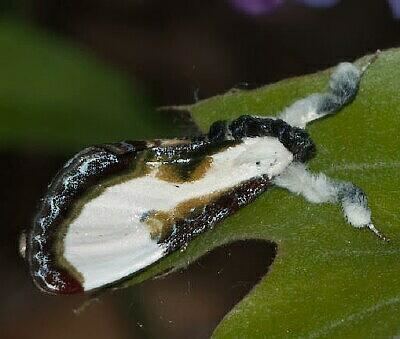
[[162, 176, 272, 253], [144, 193, 219, 241], [156, 156, 213, 183], [190, 157, 213, 181], [155, 165, 184, 183], [146, 211, 171, 240]]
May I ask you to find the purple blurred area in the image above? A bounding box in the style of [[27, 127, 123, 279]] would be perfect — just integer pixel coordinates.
[[2, 0, 400, 338], [230, 0, 284, 15], [297, 0, 341, 8], [388, 0, 400, 19], [230, 0, 340, 15], [230, 0, 399, 17]]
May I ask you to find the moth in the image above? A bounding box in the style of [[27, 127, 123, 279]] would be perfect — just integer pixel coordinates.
[[20, 53, 387, 295]]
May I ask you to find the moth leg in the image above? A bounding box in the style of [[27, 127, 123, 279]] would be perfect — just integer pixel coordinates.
[[279, 51, 380, 128], [273, 162, 388, 241]]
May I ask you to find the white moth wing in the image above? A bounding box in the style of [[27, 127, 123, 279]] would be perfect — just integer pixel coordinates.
[[63, 136, 293, 291]]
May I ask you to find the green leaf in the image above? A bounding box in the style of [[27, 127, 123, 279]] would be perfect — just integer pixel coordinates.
[[0, 19, 180, 153], [129, 49, 400, 337]]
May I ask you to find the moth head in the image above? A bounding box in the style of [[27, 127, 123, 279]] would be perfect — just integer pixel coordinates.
[[227, 116, 316, 163], [285, 126, 316, 162]]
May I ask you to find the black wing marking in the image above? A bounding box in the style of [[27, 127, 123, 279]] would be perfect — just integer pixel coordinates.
[[162, 175, 272, 253]]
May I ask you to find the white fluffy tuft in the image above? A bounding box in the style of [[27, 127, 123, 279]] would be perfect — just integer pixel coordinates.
[[279, 94, 322, 129], [273, 162, 374, 230], [341, 199, 371, 228], [278, 61, 363, 128], [330, 62, 360, 92], [273, 163, 337, 204]]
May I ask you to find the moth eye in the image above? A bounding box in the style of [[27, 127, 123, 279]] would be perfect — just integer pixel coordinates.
[[19, 231, 27, 260], [256, 161, 261, 165]]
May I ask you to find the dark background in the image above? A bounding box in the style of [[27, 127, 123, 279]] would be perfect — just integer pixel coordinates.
[[1, 1, 400, 338]]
